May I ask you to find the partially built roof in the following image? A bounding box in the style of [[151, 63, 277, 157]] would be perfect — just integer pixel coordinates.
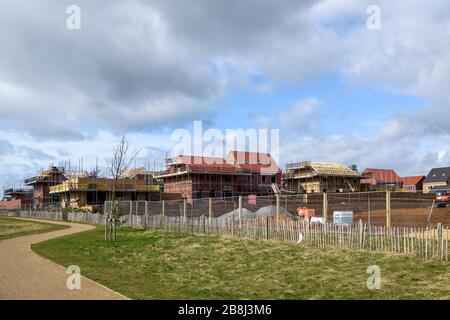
[[24, 166, 67, 185], [125, 167, 152, 179], [287, 161, 361, 178]]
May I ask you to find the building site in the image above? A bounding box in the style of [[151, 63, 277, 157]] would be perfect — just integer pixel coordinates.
[[1, 149, 450, 226], [154, 151, 282, 201], [283, 161, 362, 193]]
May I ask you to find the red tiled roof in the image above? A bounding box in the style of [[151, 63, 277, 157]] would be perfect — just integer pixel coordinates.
[[226, 151, 281, 173], [174, 156, 225, 165], [402, 176, 425, 186], [362, 168, 402, 184], [227, 151, 271, 164], [168, 152, 280, 174]]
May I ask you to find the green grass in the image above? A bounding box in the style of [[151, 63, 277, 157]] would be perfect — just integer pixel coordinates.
[[0, 216, 69, 240], [32, 227, 450, 300]]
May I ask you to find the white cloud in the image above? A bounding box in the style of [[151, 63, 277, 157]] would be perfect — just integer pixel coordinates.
[[248, 112, 274, 129], [281, 132, 450, 176], [280, 98, 322, 133]]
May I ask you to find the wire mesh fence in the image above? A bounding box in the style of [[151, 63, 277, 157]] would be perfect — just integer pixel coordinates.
[[102, 191, 441, 228]]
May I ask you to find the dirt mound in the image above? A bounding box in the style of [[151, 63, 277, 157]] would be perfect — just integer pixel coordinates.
[[218, 208, 256, 220], [255, 205, 297, 220]]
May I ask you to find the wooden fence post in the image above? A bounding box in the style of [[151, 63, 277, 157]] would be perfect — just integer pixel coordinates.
[[238, 195, 242, 230], [359, 219, 363, 249], [208, 198, 212, 219], [438, 223, 443, 260], [183, 199, 187, 219], [276, 193, 280, 224], [161, 200, 165, 217], [129, 201, 133, 227], [143, 201, 148, 229], [322, 192, 328, 225], [386, 191, 391, 228]]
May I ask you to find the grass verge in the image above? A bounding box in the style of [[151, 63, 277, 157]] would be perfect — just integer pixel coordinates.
[[32, 226, 450, 300], [0, 216, 69, 241]]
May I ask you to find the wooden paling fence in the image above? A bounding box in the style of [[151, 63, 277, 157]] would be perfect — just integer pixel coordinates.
[[0, 210, 63, 221], [127, 215, 449, 261], [1, 210, 448, 261]]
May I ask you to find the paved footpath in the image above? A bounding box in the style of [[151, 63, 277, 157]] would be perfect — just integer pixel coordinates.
[[0, 218, 128, 300]]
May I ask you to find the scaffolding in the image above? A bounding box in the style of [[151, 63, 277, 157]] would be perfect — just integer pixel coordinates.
[[21, 161, 163, 212], [48, 168, 163, 212], [284, 161, 362, 194], [1, 186, 34, 210], [24, 166, 68, 209], [154, 155, 281, 201]]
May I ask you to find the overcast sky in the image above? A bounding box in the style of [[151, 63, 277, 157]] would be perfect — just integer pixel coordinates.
[[1, 0, 450, 192]]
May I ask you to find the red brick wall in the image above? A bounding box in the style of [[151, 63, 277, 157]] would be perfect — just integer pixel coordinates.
[[163, 171, 281, 201], [0, 199, 22, 210]]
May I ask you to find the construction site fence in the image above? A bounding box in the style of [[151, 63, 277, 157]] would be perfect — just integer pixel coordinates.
[[16, 204, 62, 212], [134, 216, 449, 261], [103, 191, 438, 228], [0, 210, 63, 221], [1, 209, 448, 261]]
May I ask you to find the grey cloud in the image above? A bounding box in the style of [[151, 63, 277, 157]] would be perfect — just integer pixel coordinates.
[[1, 0, 450, 142], [379, 99, 450, 138], [147, 0, 317, 52], [0, 139, 56, 161], [0, 0, 225, 137]]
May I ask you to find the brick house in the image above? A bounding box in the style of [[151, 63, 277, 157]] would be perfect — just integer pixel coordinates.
[[423, 167, 450, 193], [155, 151, 281, 201], [24, 166, 67, 209], [0, 188, 33, 210], [360, 168, 402, 191], [401, 176, 425, 192]]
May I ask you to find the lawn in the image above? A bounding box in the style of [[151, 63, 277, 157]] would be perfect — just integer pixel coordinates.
[[0, 216, 69, 240], [32, 226, 450, 300]]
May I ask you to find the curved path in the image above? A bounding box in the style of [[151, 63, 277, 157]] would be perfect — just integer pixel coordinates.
[[0, 218, 128, 300]]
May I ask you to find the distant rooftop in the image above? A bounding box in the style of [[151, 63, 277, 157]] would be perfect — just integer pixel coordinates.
[[424, 167, 450, 184], [402, 176, 425, 186], [362, 168, 402, 184]]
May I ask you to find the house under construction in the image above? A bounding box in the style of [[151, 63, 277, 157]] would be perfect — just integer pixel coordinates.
[[0, 187, 34, 210], [24, 166, 68, 209], [284, 161, 362, 193], [154, 151, 282, 201], [49, 167, 167, 212]]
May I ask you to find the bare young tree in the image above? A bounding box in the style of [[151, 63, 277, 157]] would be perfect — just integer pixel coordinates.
[[105, 134, 141, 241]]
